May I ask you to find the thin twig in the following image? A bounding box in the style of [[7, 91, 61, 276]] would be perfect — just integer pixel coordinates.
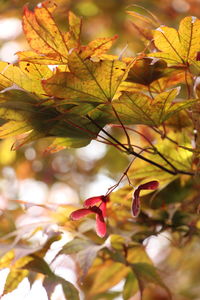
[[111, 124, 179, 171], [87, 115, 194, 176], [111, 104, 132, 150], [106, 156, 137, 195], [151, 126, 197, 153]]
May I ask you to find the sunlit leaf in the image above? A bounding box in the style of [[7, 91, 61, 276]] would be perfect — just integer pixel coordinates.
[[129, 131, 193, 185], [81, 35, 118, 60], [149, 70, 192, 93], [3, 255, 33, 294], [3, 269, 29, 294], [149, 16, 200, 65], [0, 61, 51, 96], [179, 16, 200, 62], [68, 11, 82, 43], [23, 3, 69, 63], [43, 52, 131, 104], [113, 88, 196, 126], [0, 250, 15, 269]]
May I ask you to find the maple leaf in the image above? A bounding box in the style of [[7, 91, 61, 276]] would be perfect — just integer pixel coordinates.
[[148, 16, 200, 65], [21, 4, 117, 66], [0, 6, 130, 151], [0, 89, 113, 150], [126, 58, 167, 86], [42, 51, 131, 105], [112, 88, 196, 126], [129, 131, 194, 186], [22, 2, 69, 63], [0, 61, 52, 97], [123, 58, 192, 94]]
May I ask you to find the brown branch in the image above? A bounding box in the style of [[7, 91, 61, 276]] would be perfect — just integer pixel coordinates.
[[86, 115, 195, 176]]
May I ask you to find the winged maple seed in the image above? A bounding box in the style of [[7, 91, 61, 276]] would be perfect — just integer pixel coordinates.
[[70, 195, 108, 237], [71, 182, 159, 237], [132, 180, 159, 217]]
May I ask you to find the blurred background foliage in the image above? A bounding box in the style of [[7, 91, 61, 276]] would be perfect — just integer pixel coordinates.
[[1, 0, 200, 61], [0, 0, 200, 299]]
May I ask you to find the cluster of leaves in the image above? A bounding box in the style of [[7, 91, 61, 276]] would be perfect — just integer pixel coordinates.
[[0, 1, 200, 299]]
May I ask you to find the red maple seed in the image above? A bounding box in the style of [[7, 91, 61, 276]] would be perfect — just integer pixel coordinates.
[[84, 195, 107, 208], [132, 180, 159, 217], [70, 195, 109, 237]]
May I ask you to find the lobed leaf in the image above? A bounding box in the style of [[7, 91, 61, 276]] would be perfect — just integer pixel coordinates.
[[81, 35, 118, 60], [149, 16, 200, 65], [113, 88, 196, 126], [0, 88, 114, 149], [179, 16, 200, 62], [0, 60, 52, 96], [43, 52, 130, 104], [23, 3, 69, 62]]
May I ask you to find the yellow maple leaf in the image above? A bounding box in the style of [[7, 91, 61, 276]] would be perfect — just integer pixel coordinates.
[[149, 16, 200, 65], [43, 51, 132, 104]]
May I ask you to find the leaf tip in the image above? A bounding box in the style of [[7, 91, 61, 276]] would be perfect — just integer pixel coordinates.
[[155, 26, 165, 33]]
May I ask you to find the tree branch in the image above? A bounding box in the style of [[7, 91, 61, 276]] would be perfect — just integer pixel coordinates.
[[86, 115, 194, 176]]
